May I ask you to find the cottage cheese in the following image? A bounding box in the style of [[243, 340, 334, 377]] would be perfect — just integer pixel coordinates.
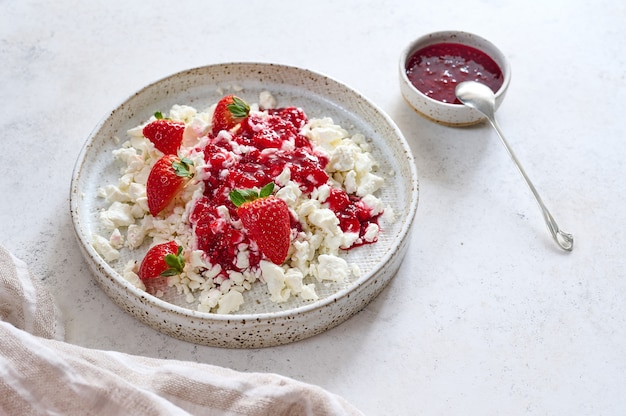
[[94, 92, 392, 314]]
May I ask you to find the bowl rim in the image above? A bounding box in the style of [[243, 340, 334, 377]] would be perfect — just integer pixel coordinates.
[[69, 61, 419, 324], [399, 30, 511, 109]]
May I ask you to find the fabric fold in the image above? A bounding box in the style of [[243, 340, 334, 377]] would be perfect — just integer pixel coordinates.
[[0, 245, 364, 416]]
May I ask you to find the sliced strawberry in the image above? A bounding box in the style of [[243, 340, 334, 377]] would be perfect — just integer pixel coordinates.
[[212, 95, 250, 135], [143, 113, 185, 155], [138, 241, 185, 281], [229, 182, 291, 265], [146, 154, 194, 216]]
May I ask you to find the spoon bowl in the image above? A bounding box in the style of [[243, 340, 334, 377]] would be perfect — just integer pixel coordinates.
[[455, 81, 574, 252], [455, 81, 498, 119]]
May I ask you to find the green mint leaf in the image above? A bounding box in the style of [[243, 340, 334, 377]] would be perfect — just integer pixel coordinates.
[[229, 190, 246, 207], [229, 189, 259, 207], [162, 246, 185, 276], [161, 268, 181, 277], [259, 182, 275, 198], [228, 96, 250, 119], [172, 159, 194, 178]]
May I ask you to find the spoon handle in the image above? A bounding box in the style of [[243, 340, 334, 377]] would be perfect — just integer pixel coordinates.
[[488, 118, 574, 251]]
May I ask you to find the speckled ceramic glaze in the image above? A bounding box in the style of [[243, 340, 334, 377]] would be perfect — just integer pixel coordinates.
[[70, 62, 419, 348], [399, 31, 511, 126]]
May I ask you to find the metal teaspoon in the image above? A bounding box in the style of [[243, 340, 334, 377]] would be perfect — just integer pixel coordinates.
[[455, 80, 574, 252]]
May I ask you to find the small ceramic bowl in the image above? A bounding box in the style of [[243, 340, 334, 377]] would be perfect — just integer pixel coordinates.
[[399, 30, 511, 126]]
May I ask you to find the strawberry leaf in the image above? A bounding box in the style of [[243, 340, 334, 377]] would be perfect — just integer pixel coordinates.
[[172, 158, 194, 178], [227, 96, 251, 119], [229, 189, 258, 207], [161, 246, 185, 276], [230, 182, 277, 207], [154, 111, 164, 120], [259, 182, 274, 198]]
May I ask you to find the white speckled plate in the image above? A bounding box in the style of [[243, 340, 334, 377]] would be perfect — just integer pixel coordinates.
[[70, 62, 418, 348]]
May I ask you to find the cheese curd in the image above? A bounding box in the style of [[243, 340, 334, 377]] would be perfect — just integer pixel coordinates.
[[93, 92, 392, 314]]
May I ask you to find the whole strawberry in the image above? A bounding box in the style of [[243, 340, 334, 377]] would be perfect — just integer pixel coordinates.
[[212, 95, 250, 135], [230, 182, 291, 265], [143, 112, 185, 155], [146, 154, 194, 216], [138, 241, 185, 281]]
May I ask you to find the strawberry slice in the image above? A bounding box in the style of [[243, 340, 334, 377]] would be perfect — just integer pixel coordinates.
[[138, 241, 185, 281], [146, 154, 194, 216], [230, 182, 291, 265], [143, 112, 185, 155], [212, 95, 250, 135]]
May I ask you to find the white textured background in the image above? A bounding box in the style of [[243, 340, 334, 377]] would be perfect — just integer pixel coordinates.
[[1, 1, 625, 414]]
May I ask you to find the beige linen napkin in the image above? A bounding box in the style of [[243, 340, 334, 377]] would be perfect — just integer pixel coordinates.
[[0, 245, 364, 416]]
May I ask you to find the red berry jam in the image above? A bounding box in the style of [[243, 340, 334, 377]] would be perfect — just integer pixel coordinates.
[[324, 188, 376, 238], [405, 42, 503, 104], [190, 107, 381, 277]]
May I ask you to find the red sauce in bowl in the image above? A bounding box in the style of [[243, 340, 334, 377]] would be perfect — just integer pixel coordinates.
[[405, 42, 504, 104]]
